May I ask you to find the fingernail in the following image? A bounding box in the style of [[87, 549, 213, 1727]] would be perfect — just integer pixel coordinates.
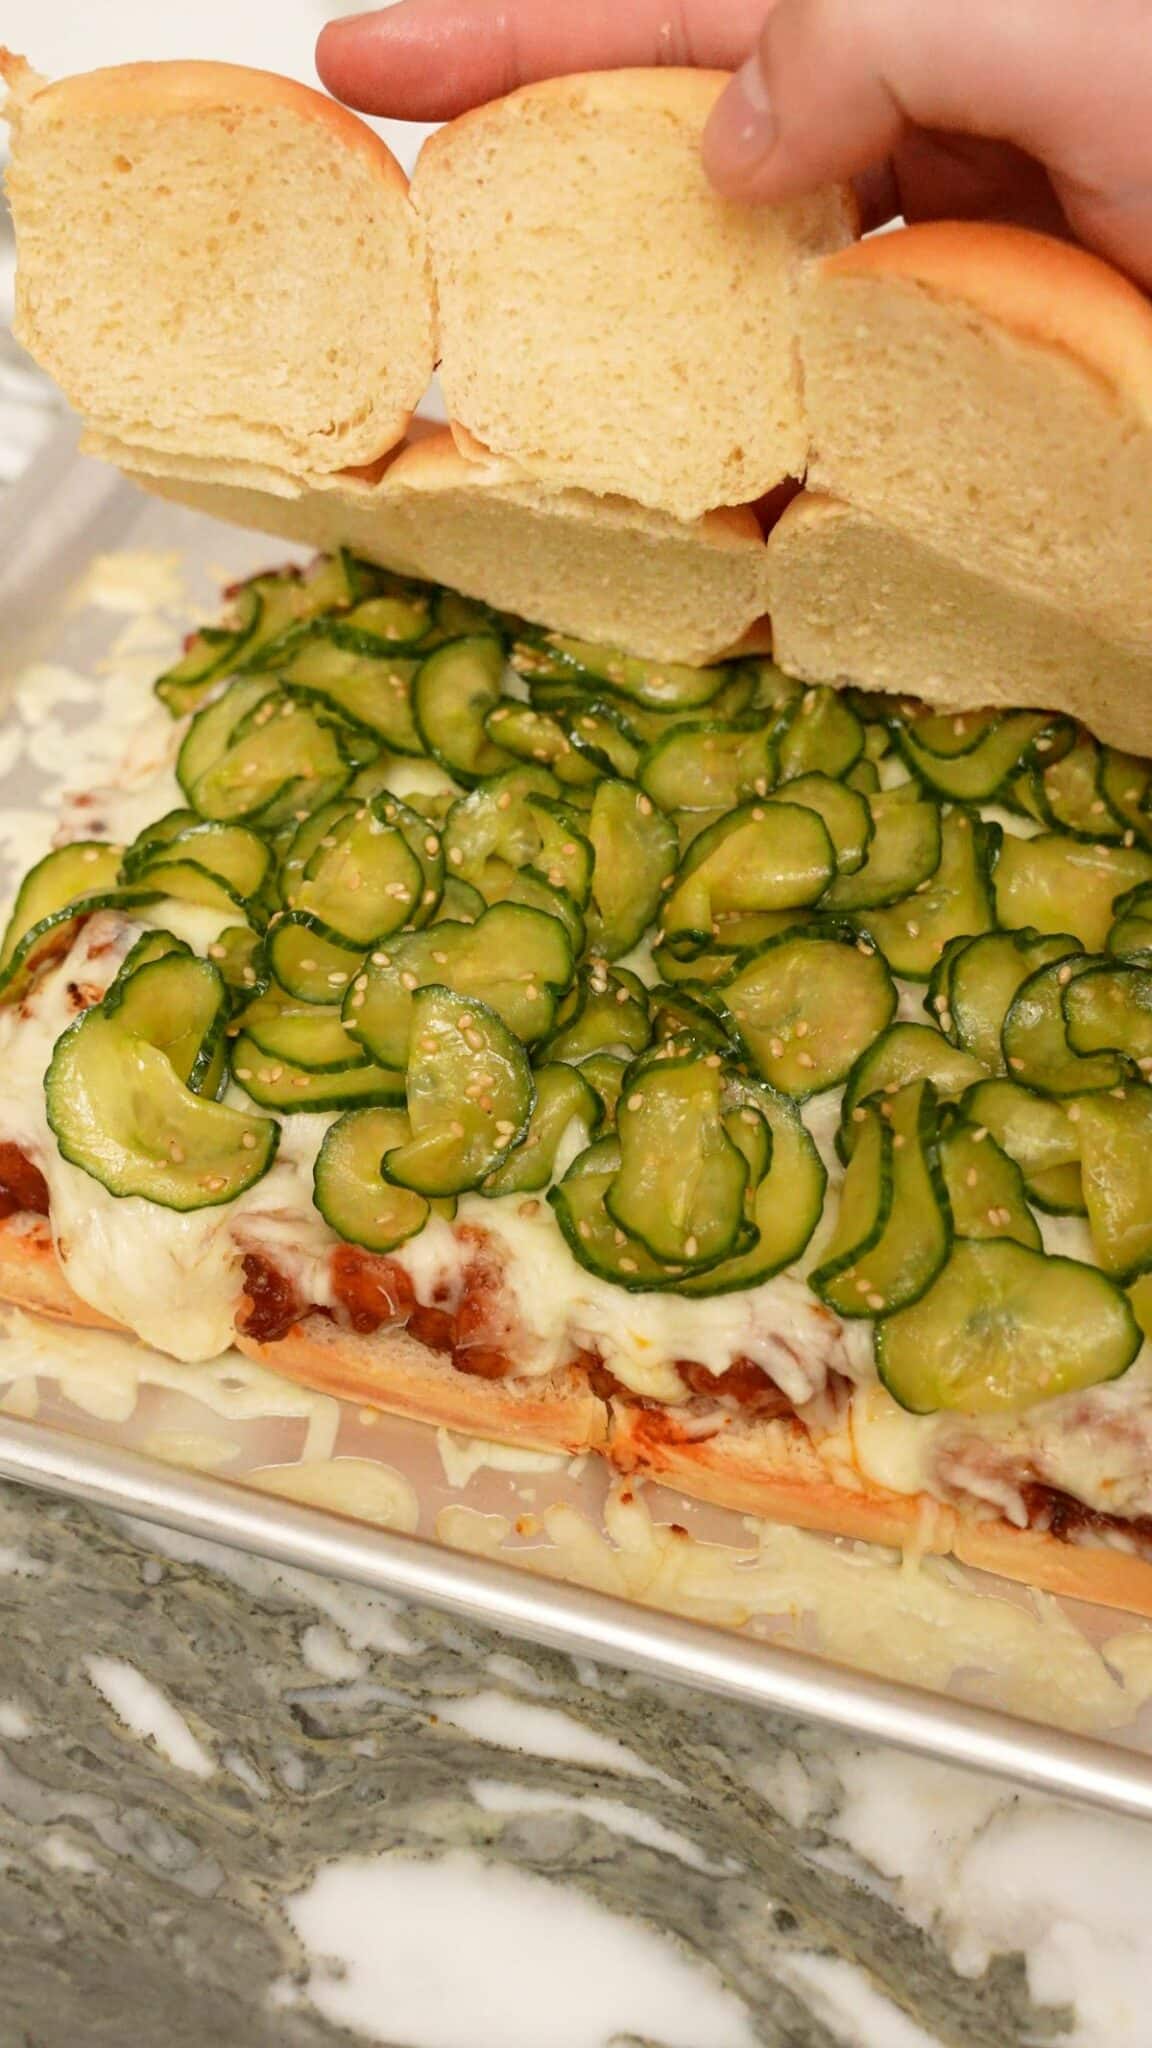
[[704, 55, 777, 189]]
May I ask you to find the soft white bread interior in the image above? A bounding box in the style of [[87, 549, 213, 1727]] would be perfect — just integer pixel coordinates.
[[0, 52, 435, 481], [801, 222, 1152, 651], [133, 427, 775, 666], [766, 494, 1152, 756], [410, 70, 856, 519]]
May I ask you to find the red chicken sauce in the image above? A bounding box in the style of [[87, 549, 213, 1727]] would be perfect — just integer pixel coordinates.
[[0, 1145, 50, 1220], [238, 1253, 308, 1345]]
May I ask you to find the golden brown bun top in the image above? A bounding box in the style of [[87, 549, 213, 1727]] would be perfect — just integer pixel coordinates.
[[0, 51, 407, 189], [822, 221, 1152, 413]]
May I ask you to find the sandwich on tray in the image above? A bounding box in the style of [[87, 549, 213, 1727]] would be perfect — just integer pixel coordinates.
[[4, 53, 1152, 1615]]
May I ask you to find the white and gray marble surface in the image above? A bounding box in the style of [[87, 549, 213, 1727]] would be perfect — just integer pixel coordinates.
[[3, 7, 1152, 2040]]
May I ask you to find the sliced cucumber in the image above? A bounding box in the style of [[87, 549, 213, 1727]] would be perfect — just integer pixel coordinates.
[[413, 636, 516, 786], [1063, 963, 1152, 1066], [1075, 1085, 1152, 1280], [769, 772, 872, 875], [104, 952, 228, 1095], [876, 1238, 1139, 1414], [678, 1080, 826, 1295], [994, 835, 1152, 952], [661, 802, 835, 958], [347, 903, 574, 1067], [937, 928, 1081, 1073], [484, 703, 601, 788], [960, 1077, 1084, 1213], [185, 691, 351, 828], [1002, 955, 1130, 1095], [720, 931, 896, 1099], [282, 638, 423, 755], [586, 780, 678, 959], [239, 994, 368, 1074], [856, 811, 997, 981], [1099, 749, 1152, 846], [563, 701, 645, 781], [638, 721, 777, 814], [822, 794, 941, 913], [1031, 736, 1125, 843], [314, 1107, 431, 1252], [47, 1010, 277, 1208], [898, 710, 1057, 801], [550, 1138, 678, 1290], [292, 803, 424, 948], [265, 913, 366, 1005], [776, 685, 863, 781], [813, 1081, 950, 1317], [578, 1052, 629, 1125], [542, 637, 724, 712], [838, 1023, 985, 1159], [230, 1033, 403, 1112], [607, 1058, 748, 1268], [0, 842, 133, 998], [544, 965, 651, 1064], [484, 1063, 601, 1196], [382, 986, 533, 1196], [937, 1118, 1041, 1249]]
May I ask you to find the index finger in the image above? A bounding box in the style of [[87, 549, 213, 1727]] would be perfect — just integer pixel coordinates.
[[317, 0, 767, 120]]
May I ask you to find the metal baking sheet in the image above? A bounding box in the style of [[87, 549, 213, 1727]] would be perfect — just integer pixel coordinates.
[[4, 426, 1152, 1823]]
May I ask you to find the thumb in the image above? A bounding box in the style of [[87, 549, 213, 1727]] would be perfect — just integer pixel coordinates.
[[702, 0, 1152, 289]]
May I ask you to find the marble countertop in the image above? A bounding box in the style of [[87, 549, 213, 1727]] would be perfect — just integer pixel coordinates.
[[6, 1473, 1152, 2048]]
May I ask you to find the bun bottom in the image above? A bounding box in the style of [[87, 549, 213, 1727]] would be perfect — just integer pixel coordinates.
[[3, 1218, 1152, 1618]]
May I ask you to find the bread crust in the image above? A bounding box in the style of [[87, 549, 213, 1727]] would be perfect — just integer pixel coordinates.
[[3, 1213, 1152, 1616], [4, 55, 407, 191], [821, 221, 1152, 414]]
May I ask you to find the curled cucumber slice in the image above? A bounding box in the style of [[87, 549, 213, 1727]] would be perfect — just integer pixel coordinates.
[[876, 1238, 1139, 1414], [347, 902, 574, 1068], [383, 986, 533, 1196], [720, 931, 896, 1099], [314, 1107, 433, 1252], [47, 1010, 277, 1208], [585, 780, 678, 960], [483, 1063, 601, 1196], [661, 802, 834, 957], [1075, 1085, 1152, 1281], [607, 1058, 749, 1269], [812, 1080, 950, 1317], [413, 636, 516, 785], [994, 835, 1152, 952]]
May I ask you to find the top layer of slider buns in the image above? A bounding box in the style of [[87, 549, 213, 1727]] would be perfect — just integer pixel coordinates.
[[803, 222, 1152, 651], [0, 53, 435, 481], [411, 70, 855, 519], [0, 55, 855, 520]]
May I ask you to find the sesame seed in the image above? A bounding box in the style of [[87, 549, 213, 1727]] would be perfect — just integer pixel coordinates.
[[241, 1133, 257, 1150], [866, 1292, 885, 1311], [1066, 1103, 1082, 1121], [613, 1228, 626, 1247], [517, 1200, 540, 1219], [525, 985, 539, 1002], [235, 1066, 252, 1080], [465, 1029, 484, 1051], [1090, 800, 1106, 815], [971, 1127, 988, 1142], [327, 971, 349, 986], [448, 848, 464, 866], [769, 1037, 785, 1058], [292, 1075, 311, 1089], [497, 792, 513, 811], [905, 920, 920, 938], [204, 1175, 228, 1192], [797, 1051, 815, 1070], [615, 988, 630, 1005], [618, 1257, 638, 1273], [578, 1220, 591, 1239], [1125, 831, 1137, 848], [794, 1020, 809, 1038], [627, 1092, 643, 1112], [419, 1034, 438, 1054], [684, 1235, 699, 1258], [371, 952, 390, 967], [424, 835, 440, 855], [1008, 1056, 1025, 1071], [851, 1107, 866, 1124], [449, 1121, 466, 1138], [892, 1131, 906, 1148], [938, 1010, 953, 1033], [169, 1141, 185, 1163], [400, 971, 419, 991], [965, 1166, 978, 1186], [208, 943, 226, 960]]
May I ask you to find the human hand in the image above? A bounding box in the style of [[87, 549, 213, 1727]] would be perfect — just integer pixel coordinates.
[[317, 0, 1152, 290]]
